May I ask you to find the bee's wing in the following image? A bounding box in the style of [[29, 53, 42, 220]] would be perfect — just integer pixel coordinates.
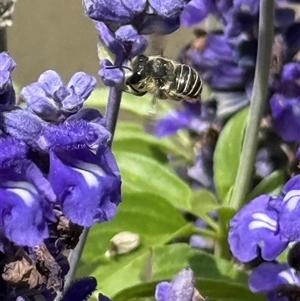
[[146, 33, 165, 56]]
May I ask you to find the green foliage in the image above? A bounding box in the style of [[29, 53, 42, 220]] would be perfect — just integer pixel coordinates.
[[246, 170, 285, 202], [78, 98, 273, 301], [85, 88, 172, 117], [114, 151, 193, 211], [213, 107, 249, 201], [113, 122, 191, 162], [112, 279, 267, 301]]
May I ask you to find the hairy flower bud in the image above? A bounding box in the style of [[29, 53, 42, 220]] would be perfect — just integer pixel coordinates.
[[105, 231, 140, 257]]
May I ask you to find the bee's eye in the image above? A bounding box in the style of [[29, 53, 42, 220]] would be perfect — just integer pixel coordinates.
[[129, 72, 142, 84]]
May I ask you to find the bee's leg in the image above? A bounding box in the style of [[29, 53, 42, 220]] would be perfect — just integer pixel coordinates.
[[149, 91, 160, 119]]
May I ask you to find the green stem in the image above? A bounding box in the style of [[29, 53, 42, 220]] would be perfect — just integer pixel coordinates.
[[193, 227, 218, 239], [229, 0, 274, 210], [201, 215, 219, 232]]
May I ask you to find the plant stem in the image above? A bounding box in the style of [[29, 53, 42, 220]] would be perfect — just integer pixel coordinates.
[[229, 0, 274, 210], [105, 86, 123, 146], [63, 87, 122, 291], [193, 227, 218, 239], [0, 27, 7, 52]]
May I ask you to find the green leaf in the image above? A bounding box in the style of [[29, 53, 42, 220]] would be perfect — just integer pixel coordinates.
[[112, 244, 254, 301], [85, 88, 172, 117], [214, 107, 249, 201], [113, 122, 191, 162], [194, 278, 267, 301], [149, 244, 248, 285], [80, 193, 190, 296], [246, 170, 285, 202], [115, 152, 193, 211], [214, 206, 236, 259], [113, 278, 266, 301], [189, 189, 220, 218]]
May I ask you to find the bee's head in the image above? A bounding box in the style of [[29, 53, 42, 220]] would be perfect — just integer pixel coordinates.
[[127, 55, 149, 85]]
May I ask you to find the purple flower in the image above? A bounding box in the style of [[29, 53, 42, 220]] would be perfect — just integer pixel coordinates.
[[155, 268, 201, 301], [60, 277, 97, 301], [154, 101, 213, 137], [249, 262, 300, 301], [0, 51, 16, 105], [99, 293, 113, 301], [274, 175, 300, 242], [228, 194, 288, 262], [190, 217, 215, 249], [270, 62, 300, 142], [0, 57, 122, 301], [83, 0, 187, 34], [96, 22, 148, 87], [180, 0, 232, 26], [20, 70, 97, 122], [0, 139, 53, 247], [47, 146, 121, 226], [182, 32, 254, 91]]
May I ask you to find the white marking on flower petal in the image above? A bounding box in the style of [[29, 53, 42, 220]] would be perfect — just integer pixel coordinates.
[[279, 269, 300, 285], [73, 168, 99, 188], [283, 190, 300, 211], [248, 213, 277, 231], [7, 188, 35, 207], [74, 161, 105, 177]]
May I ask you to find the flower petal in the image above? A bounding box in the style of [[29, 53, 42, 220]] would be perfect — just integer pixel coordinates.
[[99, 59, 125, 87], [270, 93, 300, 142], [67, 72, 97, 100], [0, 172, 49, 246], [249, 262, 300, 293], [48, 147, 121, 226], [38, 120, 110, 151], [61, 277, 97, 301], [228, 195, 288, 262]]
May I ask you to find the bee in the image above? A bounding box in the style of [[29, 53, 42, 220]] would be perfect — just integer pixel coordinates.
[[125, 54, 202, 103]]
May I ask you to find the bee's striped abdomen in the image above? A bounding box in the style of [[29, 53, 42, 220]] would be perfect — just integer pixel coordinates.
[[172, 64, 202, 100]]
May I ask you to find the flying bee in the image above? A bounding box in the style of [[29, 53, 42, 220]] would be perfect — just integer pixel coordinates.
[[124, 54, 203, 103]]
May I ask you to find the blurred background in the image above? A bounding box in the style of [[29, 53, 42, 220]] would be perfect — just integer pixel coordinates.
[[7, 0, 196, 86]]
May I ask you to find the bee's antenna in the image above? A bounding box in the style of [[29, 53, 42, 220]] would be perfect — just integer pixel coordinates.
[[105, 65, 132, 72]]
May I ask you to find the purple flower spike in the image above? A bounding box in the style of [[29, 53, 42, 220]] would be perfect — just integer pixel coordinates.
[[228, 195, 288, 262], [115, 25, 148, 58], [96, 22, 148, 86], [154, 110, 192, 137], [67, 72, 97, 100], [21, 70, 97, 122], [0, 51, 16, 105], [148, 0, 186, 18], [185, 33, 253, 91], [84, 0, 187, 34], [0, 52, 16, 91], [180, 0, 216, 26], [249, 262, 300, 295], [0, 170, 50, 247], [0, 136, 27, 168], [48, 146, 121, 227], [154, 101, 213, 138], [270, 94, 300, 142], [38, 120, 110, 152], [276, 176, 300, 242], [99, 59, 125, 87], [155, 268, 195, 301], [2, 109, 45, 146], [83, 0, 146, 24], [61, 277, 97, 301]]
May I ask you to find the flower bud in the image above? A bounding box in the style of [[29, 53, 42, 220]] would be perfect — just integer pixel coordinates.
[[105, 231, 140, 257]]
